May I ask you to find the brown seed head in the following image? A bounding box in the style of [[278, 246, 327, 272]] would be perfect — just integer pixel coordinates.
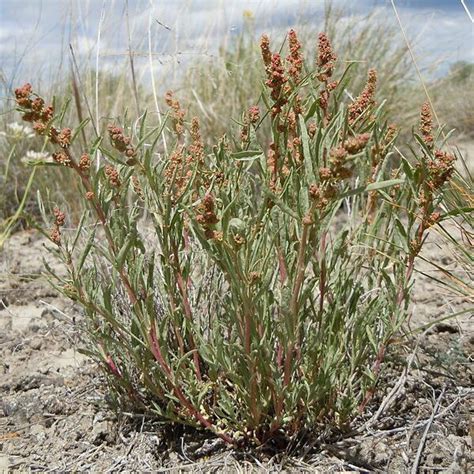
[[248, 105, 260, 124], [189, 117, 204, 163], [131, 175, 144, 200], [50, 228, 61, 245], [427, 150, 455, 189], [79, 153, 91, 172], [15, 84, 54, 127], [105, 165, 121, 187], [33, 122, 47, 135], [329, 146, 348, 163], [266, 53, 287, 101], [348, 69, 377, 125], [107, 124, 136, 157], [260, 34, 272, 69], [423, 211, 441, 228], [420, 102, 433, 148], [53, 208, 66, 227], [249, 271, 261, 285], [309, 183, 320, 199], [308, 121, 317, 138], [344, 133, 370, 154], [41, 105, 54, 123], [31, 97, 44, 112], [14, 83, 32, 103], [52, 150, 71, 167], [165, 91, 186, 137], [319, 167, 333, 181], [287, 29, 303, 83], [317, 33, 337, 81], [57, 128, 72, 148]]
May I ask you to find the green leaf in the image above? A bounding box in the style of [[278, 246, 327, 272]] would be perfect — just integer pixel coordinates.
[[77, 228, 96, 273], [340, 179, 404, 199], [231, 150, 263, 161], [115, 232, 137, 270], [441, 207, 474, 219], [72, 118, 90, 143]]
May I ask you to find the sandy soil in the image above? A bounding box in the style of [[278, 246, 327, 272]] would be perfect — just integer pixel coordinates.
[[0, 226, 472, 472]]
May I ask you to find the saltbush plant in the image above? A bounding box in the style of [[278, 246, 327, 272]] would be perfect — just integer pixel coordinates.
[[14, 30, 455, 445]]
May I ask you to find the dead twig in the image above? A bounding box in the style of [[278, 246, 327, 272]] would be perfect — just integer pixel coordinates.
[[411, 385, 446, 473]]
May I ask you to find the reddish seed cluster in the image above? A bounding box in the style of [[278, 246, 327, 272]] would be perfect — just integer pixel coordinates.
[[420, 102, 434, 148], [427, 150, 455, 190], [260, 34, 272, 69], [52, 150, 71, 167], [47, 126, 73, 148], [410, 101, 456, 254], [348, 69, 377, 125], [267, 142, 280, 190], [288, 136, 302, 166], [265, 53, 288, 115], [57, 128, 72, 148], [15, 83, 55, 136], [164, 118, 209, 200], [308, 144, 353, 209], [318, 167, 332, 181], [417, 103, 455, 192], [165, 91, 186, 138], [284, 110, 302, 166], [344, 133, 370, 154], [131, 175, 144, 200], [195, 194, 219, 239], [307, 121, 317, 138], [107, 125, 136, 158], [164, 146, 188, 198], [79, 153, 91, 172], [105, 165, 121, 187], [189, 117, 204, 164], [328, 146, 352, 180], [240, 123, 249, 143], [241, 106, 260, 143], [317, 33, 337, 81], [316, 33, 338, 123], [422, 211, 441, 229], [54, 207, 65, 226], [50, 207, 66, 245], [309, 183, 332, 210], [286, 29, 303, 83], [371, 125, 397, 167], [14, 83, 33, 107], [233, 234, 245, 247], [248, 105, 260, 124]]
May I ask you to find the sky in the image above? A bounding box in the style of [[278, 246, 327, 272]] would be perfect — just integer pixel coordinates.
[[0, 0, 473, 95]]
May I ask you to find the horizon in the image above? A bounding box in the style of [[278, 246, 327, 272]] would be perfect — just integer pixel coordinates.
[[0, 0, 473, 97]]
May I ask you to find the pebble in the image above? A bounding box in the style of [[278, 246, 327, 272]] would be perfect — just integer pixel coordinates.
[[30, 337, 42, 350]]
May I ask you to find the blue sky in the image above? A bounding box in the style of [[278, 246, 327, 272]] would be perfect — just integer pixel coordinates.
[[0, 0, 472, 94]]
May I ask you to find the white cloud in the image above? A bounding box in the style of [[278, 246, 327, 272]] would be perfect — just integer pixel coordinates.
[[0, 0, 471, 95]]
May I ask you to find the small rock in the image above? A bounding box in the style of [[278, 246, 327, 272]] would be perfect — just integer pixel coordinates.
[[30, 424, 45, 436], [90, 420, 113, 445], [1, 401, 17, 417], [29, 338, 42, 350], [14, 375, 63, 391]]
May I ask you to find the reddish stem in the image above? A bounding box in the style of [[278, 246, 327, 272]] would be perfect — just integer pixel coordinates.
[[149, 324, 234, 445]]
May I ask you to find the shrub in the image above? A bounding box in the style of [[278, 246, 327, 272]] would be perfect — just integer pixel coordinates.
[[0, 121, 81, 244], [14, 30, 455, 445]]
